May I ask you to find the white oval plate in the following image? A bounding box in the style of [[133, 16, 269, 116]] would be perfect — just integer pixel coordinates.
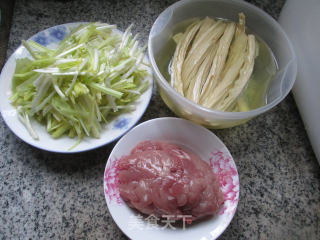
[[0, 23, 153, 153], [104, 117, 239, 240]]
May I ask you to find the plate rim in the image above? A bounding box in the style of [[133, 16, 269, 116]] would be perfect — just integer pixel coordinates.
[[0, 22, 153, 153]]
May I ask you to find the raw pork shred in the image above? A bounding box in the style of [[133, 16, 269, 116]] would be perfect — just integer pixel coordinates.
[[118, 141, 224, 220]]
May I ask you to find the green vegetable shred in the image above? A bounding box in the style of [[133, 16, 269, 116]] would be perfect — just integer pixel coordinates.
[[10, 22, 150, 148]]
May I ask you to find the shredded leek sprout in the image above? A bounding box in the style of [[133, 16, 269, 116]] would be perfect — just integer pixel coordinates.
[[10, 22, 150, 146]]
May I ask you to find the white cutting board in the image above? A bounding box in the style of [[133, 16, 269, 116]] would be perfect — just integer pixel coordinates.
[[279, 0, 320, 163]]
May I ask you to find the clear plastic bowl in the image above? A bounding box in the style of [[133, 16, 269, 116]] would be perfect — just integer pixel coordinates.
[[148, 0, 297, 128]]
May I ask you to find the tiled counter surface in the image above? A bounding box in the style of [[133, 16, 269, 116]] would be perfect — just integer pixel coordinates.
[[0, 0, 319, 239]]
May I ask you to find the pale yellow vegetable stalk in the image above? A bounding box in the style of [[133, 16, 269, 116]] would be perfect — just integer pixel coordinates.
[[171, 12, 258, 112], [216, 34, 256, 111], [236, 13, 246, 37], [201, 26, 247, 107], [185, 44, 218, 103], [181, 21, 226, 92], [200, 22, 236, 102], [205, 50, 246, 108], [201, 13, 248, 108], [222, 14, 247, 72], [192, 17, 216, 44], [171, 20, 201, 96], [220, 33, 247, 73]]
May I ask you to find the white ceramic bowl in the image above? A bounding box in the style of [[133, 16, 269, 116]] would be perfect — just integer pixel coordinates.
[[104, 117, 239, 240], [148, 0, 297, 128], [0, 23, 153, 153]]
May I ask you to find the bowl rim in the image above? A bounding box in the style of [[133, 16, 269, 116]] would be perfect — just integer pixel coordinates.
[[104, 116, 240, 240], [148, 0, 297, 120]]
